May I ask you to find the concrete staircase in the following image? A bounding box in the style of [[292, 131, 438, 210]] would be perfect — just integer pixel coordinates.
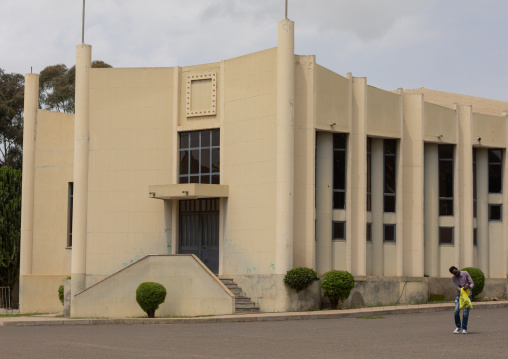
[[219, 278, 259, 314]]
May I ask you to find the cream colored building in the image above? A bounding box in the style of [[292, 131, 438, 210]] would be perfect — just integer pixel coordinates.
[[20, 16, 508, 317]]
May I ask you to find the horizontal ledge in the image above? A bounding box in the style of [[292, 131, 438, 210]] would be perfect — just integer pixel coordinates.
[[148, 183, 229, 200]]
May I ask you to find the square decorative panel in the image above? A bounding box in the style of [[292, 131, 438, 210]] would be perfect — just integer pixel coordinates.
[[186, 73, 217, 117]]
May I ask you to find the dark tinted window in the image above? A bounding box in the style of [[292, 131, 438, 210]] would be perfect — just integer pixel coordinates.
[[439, 227, 454, 245], [439, 145, 454, 216], [179, 129, 220, 184], [488, 149, 502, 193], [384, 139, 397, 212], [333, 133, 347, 210], [384, 224, 396, 242], [332, 222, 346, 240]]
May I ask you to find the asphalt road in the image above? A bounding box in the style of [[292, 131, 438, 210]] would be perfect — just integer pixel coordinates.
[[1, 307, 507, 358]]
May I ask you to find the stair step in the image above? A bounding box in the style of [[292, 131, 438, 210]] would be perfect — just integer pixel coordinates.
[[235, 302, 258, 309], [218, 277, 259, 314], [218, 278, 234, 284], [236, 308, 260, 313], [235, 297, 252, 303]]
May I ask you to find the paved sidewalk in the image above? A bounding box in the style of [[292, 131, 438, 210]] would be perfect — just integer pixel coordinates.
[[2, 300, 507, 327]]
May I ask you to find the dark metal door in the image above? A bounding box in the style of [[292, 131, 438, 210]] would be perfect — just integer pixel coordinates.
[[179, 199, 219, 274]]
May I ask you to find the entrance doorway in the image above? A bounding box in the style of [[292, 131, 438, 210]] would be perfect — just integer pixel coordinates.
[[179, 198, 219, 274]]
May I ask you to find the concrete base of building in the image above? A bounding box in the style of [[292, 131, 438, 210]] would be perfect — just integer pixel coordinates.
[[19, 274, 66, 314], [429, 276, 508, 300]]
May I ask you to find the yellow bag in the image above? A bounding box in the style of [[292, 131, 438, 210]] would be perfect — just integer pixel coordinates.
[[459, 287, 473, 309]]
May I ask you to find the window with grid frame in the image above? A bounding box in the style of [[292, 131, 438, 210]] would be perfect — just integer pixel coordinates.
[[384, 139, 397, 212], [179, 129, 220, 184], [438, 144, 454, 216], [333, 133, 347, 210], [488, 149, 502, 193]]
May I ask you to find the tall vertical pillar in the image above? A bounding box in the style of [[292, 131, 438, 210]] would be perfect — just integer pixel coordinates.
[[350, 76, 367, 276], [315, 132, 333, 275], [457, 105, 474, 268], [371, 138, 384, 276], [401, 93, 425, 277], [476, 148, 489, 276], [424, 144, 439, 276], [504, 111, 508, 277], [71, 44, 91, 310], [19, 73, 39, 311], [275, 18, 295, 274]]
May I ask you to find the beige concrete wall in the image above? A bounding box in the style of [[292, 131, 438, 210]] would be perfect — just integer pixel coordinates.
[[315, 65, 350, 131], [73, 255, 234, 318], [332, 241, 347, 270], [233, 274, 320, 313], [179, 63, 221, 128], [32, 110, 74, 276], [472, 113, 506, 148], [345, 277, 428, 307], [293, 55, 316, 268], [86, 67, 174, 283], [366, 86, 401, 138], [489, 222, 505, 277], [221, 48, 278, 276], [429, 277, 508, 300], [423, 103, 456, 143], [19, 275, 67, 313]]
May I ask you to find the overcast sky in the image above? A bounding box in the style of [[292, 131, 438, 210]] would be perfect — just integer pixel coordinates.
[[1, 0, 506, 101]]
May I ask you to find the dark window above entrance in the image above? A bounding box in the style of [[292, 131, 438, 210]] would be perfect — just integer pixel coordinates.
[[179, 129, 220, 184]]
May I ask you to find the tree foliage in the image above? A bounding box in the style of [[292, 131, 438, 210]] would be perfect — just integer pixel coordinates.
[[320, 270, 355, 309], [39, 60, 112, 113], [0, 69, 24, 169], [0, 166, 22, 298], [136, 282, 167, 318], [461, 267, 485, 299], [284, 267, 319, 292]]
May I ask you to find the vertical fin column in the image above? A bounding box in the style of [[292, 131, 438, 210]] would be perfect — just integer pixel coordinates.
[[275, 18, 295, 274], [19, 73, 39, 311], [71, 44, 91, 310]]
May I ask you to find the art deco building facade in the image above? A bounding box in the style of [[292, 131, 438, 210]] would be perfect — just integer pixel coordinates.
[[19, 17, 508, 316]]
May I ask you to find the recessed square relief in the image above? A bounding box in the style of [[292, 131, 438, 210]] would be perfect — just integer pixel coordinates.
[[186, 73, 217, 117]]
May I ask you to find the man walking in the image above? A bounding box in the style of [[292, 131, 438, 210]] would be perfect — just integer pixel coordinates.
[[449, 266, 474, 334]]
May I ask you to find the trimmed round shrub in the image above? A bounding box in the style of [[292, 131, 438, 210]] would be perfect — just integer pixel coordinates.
[[58, 285, 64, 305], [284, 267, 319, 292], [461, 267, 485, 299], [136, 282, 167, 318], [320, 270, 355, 309]]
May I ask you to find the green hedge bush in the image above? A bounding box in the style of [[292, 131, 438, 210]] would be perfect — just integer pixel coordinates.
[[284, 267, 319, 292], [136, 282, 167, 318], [58, 285, 64, 305], [320, 270, 355, 309], [461, 267, 485, 299]]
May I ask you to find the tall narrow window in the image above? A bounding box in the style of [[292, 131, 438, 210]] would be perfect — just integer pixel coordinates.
[[439, 144, 454, 216], [473, 148, 477, 218], [333, 133, 347, 210], [179, 129, 220, 184], [67, 182, 73, 247], [367, 138, 372, 211], [488, 149, 502, 193], [384, 139, 396, 212]]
